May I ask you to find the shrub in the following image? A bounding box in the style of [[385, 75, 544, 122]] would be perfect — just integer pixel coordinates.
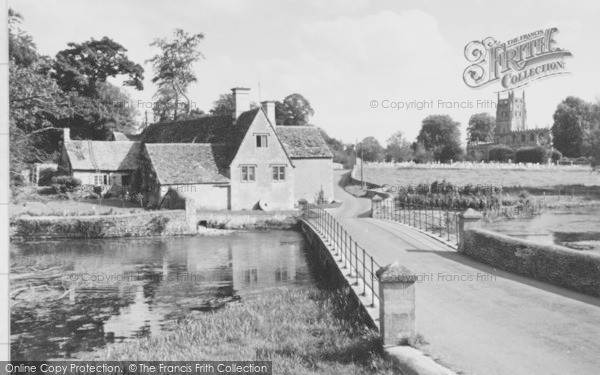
[[314, 188, 327, 205], [488, 146, 514, 162], [51, 176, 81, 192], [438, 143, 463, 163], [37, 168, 56, 186], [515, 146, 550, 164], [148, 215, 170, 234]]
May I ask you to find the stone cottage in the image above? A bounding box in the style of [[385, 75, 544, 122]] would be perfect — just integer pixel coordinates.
[[60, 87, 334, 210], [59, 128, 141, 192], [138, 88, 333, 210]]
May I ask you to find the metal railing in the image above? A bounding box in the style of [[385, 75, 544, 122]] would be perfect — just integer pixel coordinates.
[[379, 198, 460, 245], [302, 204, 382, 307]]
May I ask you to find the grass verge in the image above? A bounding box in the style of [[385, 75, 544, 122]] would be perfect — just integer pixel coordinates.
[[77, 287, 399, 375]]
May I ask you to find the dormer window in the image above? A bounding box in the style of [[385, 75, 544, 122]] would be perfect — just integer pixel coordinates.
[[256, 134, 268, 148]]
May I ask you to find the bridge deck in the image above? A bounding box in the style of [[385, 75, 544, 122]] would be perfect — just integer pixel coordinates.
[[329, 171, 600, 375]]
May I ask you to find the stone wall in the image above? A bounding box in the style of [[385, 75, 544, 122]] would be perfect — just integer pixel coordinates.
[[299, 221, 378, 329], [463, 228, 600, 297], [11, 210, 194, 240]]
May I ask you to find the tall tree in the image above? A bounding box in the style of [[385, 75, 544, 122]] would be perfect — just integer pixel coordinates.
[[467, 113, 495, 143], [147, 29, 204, 121], [276, 93, 315, 125], [552, 96, 600, 157], [357, 136, 384, 162], [416, 115, 462, 162], [8, 10, 68, 186], [52, 36, 144, 138], [385, 131, 413, 162], [8, 9, 38, 68], [54, 37, 144, 96]]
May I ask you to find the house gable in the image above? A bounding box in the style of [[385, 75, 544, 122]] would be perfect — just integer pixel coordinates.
[[231, 109, 293, 168], [229, 108, 295, 210]]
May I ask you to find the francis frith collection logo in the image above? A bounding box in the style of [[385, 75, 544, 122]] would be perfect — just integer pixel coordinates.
[[463, 27, 572, 90]]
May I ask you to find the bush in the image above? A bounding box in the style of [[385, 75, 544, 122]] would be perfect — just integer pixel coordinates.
[[515, 147, 550, 164], [488, 146, 514, 162], [148, 215, 170, 234], [38, 168, 56, 186], [438, 143, 464, 163], [51, 176, 81, 192]]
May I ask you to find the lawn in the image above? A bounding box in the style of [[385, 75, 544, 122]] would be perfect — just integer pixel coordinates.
[[360, 164, 600, 192], [77, 288, 400, 375]]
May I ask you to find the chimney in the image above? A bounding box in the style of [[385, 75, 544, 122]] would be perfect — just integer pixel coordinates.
[[63, 127, 70, 141], [231, 87, 251, 120], [261, 101, 276, 125]]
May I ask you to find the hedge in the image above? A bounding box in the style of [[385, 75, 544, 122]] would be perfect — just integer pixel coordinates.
[[488, 146, 514, 162], [515, 146, 550, 164]]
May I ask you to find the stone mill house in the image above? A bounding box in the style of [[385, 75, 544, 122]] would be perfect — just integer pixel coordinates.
[[59, 88, 334, 210]]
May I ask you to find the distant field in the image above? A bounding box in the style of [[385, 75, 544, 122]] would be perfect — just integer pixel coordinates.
[[360, 165, 600, 190]]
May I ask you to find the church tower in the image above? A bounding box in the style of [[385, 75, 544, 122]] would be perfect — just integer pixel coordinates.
[[495, 91, 527, 136]]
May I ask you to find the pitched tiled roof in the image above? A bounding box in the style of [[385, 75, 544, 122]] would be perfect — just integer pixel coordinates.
[[65, 140, 141, 171], [140, 109, 260, 165], [275, 126, 333, 158], [145, 143, 230, 184]]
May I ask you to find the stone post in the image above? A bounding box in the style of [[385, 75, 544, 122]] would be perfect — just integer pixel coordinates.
[[371, 195, 383, 219], [458, 208, 483, 253], [376, 261, 418, 346]]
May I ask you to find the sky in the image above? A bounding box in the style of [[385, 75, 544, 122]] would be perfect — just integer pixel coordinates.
[[9, 0, 600, 145]]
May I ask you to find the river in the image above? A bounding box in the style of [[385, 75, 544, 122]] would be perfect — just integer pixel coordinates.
[[483, 206, 600, 251], [10, 230, 314, 360]]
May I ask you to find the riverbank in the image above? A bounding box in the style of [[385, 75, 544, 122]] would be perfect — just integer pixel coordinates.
[[76, 287, 398, 374], [10, 208, 304, 240]]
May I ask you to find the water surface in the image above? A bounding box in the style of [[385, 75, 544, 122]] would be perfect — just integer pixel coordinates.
[[10, 230, 313, 360], [483, 206, 600, 251]]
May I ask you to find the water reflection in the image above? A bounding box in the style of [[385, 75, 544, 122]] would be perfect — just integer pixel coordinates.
[[10, 230, 313, 360], [483, 206, 600, 251]]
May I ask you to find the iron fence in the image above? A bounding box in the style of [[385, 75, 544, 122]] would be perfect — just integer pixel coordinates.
[[302, 204, 382, 307], [380, 198, 461, 245]]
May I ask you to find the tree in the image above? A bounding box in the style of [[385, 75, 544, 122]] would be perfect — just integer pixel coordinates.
[[467, 113, 495, 143], [276, 93, 315, 125], [9, 12, 69, 186], [385, 131, 413, 162], [52, 36, 144, 139], [551, 96, 600, 157], [8, 9, 38, 68], [210, 93, 235, 117], [319, 128, 354, 167], [147, 29, 204, 121], [57, 82, 140, 138], [416, 115, 462, 162], [54, 37, 144, 96], [357, 137, 384, 162]]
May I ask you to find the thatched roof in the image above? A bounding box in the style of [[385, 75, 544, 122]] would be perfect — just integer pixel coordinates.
[[64, 140, 141, 171], [275, 126, 333, 158], [145, 143, 230, 184]]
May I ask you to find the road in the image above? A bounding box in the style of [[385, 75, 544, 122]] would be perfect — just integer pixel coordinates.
[[328, 171, 600, 375]]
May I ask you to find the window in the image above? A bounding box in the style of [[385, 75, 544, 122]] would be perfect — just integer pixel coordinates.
[[256, 134, 268, 148], [521, 134, 526, 142], [272, 166, 286, 181], [121, 175, 131, 186], [241, 166, 256, 182], [243, 268, 258, 284], [94, 174, 108, 185], [530, 134, 535, 142]]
